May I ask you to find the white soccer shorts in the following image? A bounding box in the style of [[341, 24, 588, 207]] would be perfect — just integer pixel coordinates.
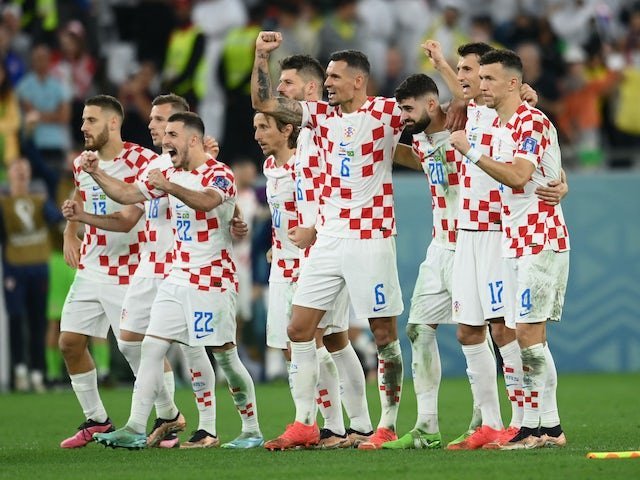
[[146, 281, 237, 347], [266, 281, 296, 349], [408, 242, 456, 325], [503, 250, 569, 328], [60, 274, 128, 338], [293, 235, 403, 319], [319, 285, 349, 335], [119, 276, 163, 335], [452, 230, 504, 326]]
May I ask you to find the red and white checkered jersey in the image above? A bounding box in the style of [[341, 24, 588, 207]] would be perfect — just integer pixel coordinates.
[[459, 101, 502, 231], [137, 157, 238, 291], [294, 127, 323, 229], [73, 142, 154, 284], [411, 130, 462, 250], [300, 97, 403, 239], [492, 102, 570, 258], [264, 154, 301, 283], [134, 153, 174, 279]]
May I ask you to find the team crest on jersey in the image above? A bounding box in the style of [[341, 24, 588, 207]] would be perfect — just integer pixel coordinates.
[[522, 137, 538, 154], [213, 176, 230, 190], [343, 126, 356, 140]]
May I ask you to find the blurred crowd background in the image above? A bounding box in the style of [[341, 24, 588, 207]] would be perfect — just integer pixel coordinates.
[[1, 0, 640, 393]]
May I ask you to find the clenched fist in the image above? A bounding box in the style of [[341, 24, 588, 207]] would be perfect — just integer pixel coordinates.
[[256, 31, 282, 55], [81, 150, 100, 174]]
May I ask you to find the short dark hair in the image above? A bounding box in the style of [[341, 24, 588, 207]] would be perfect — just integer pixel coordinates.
[[168, 111, 205, 137], [457, 42, 494, 58], [280, 54, 326, 85], [329, 50, 370, 75], [152, 93, 190, 112], [479, 49, 523, 75], [394, 74, 439, 102], [85, 95, 124, 120]]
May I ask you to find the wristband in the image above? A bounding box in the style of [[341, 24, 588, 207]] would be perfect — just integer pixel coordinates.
[[466, 148, 482, 164]]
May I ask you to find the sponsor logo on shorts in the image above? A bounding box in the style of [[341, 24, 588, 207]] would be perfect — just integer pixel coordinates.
[[372, 305, 386, 312], [491, 305, 504, 312], [195, 332, 211, 339], [453, 301, 461, 314]]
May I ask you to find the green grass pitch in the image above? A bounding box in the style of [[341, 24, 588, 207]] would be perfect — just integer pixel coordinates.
[[1, 373, 638, 479]]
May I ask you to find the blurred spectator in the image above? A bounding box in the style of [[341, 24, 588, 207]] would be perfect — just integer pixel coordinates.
[[0, 61, 20, 183], [548, 0, 598, 48], [393, 0, 432, 78], [557, 45, 622, 169], [0, 23, 26, 86], [1, 4, 31, 65], [516, 41, 562, 122], [45, 159, 75, 387], [119, 61, 157, 150], [469, 15, 500, 47], [16, 43, 71, 196], [611, 5, 640, 168], [231, 157, 264, 379], [51, 20, 97, 149], [357, 0, 395, 92], [192, 0, 247, 140], [161, 0, 206, 112], [7, 0, 59, 46], [231, 157, 260, 330], [218, 4, 265, 164], [535, 17, 566, 79], [379, 44, 405, 98], [0, 158, 63, 392], [317, 0, 363, 68], [419, 1, 470, 96], [268, 1, 320, 85], [496, 12, 539, 49]]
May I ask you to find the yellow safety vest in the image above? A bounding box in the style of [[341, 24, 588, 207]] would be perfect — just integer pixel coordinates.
[[164, 26, 207, 99], [222, 25, 262, 94]]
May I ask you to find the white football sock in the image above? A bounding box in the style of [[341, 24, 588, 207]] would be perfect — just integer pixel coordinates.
[[126, 336, 174, 434], [466, 367, 483, 431], [331, 342, 372, 433], [70, 369, 108, 423], [117, 339, 177, 419], [540, 343, 560, 428], [499, 340, 524, 428], [214, 346, 260, 433], [461, 342, 502, 430], [377, 339, 403, 431], [182, 345, 216, 435], [521, 343, 547, 429], [316, 346, 344, 435], [117, 339, 142, 375], [289, 340, 318, 426], [409, 324, 440, 434]]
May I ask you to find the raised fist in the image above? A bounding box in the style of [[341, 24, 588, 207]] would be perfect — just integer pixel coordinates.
[[256, 31, 282, 55]]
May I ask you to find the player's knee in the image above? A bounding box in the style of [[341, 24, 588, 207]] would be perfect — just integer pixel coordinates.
[[322, 331, 348, 352], [287, 322, 313, 343], [58, 333, 86, 359], [489, 322, 515, 346], [369, 321, 396, 346], [456, 325, 484, 345], [406, 323, 420, 343]]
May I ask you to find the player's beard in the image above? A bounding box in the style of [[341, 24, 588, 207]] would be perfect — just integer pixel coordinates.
[[85, 125, 109, 151], [404, 112, 431, 134]]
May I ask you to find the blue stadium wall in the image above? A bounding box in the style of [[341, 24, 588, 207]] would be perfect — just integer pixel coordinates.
[[394, 171, 640, 375]]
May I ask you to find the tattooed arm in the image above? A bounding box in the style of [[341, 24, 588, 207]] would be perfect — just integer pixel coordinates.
[[251, 31, 304, 126]]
